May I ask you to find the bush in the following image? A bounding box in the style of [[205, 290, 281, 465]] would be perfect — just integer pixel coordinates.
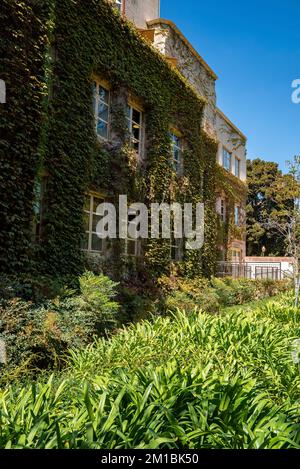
[[157, 276, 220, 314], [0, 274, 79, 303], [157, 275, 292, 314], [212, 277, 292, 307], [0, 292, 299, 449], [0, 273, 119, 378]]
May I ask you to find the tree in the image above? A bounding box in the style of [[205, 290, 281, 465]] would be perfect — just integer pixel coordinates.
[[247, 159, 297, 256], [263, 156, 300, 306]]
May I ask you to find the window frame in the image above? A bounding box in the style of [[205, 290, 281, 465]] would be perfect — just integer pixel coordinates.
[[222, 147, 232, 172], [234, 156, 241, 178], [93, 79, 111, 141], [82, 192, 106, 254], [234, 205, 241, 226], [124, 207, 140, 257], [126, 100, 144, 159], [170, 129, 184, 175], [230, 249, 242, 263], [220, 198, 226, 223], [170, 213, 183, 261], [114, 0, 123, 12]]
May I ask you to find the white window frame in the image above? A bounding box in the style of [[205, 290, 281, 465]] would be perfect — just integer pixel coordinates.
[[124, 208, 140, 257], [114, 0, 123, 12], [93, 81, 111, 141], [222, 147, 232, 172], [83, 193, 106, 254], [170, 214, 183, 261], [234, 156, 241, 178], [170, 131, 183, 175], [126, 103, 144, 159], [234, 205, 241, 226], [220, 198, 226, 223], [230, 249, 242, 263]]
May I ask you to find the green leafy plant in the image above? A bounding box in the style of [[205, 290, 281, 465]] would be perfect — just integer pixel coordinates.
[[0, 273, 119, 379], [0, 292, 299, 449]]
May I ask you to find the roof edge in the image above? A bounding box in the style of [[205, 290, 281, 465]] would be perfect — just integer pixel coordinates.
[[216, 107, 247, 141], [147, 18, 218, 80]]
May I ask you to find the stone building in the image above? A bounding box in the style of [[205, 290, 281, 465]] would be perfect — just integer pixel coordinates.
[[1, 0, 247, 280], [118, 0, 247, 262]]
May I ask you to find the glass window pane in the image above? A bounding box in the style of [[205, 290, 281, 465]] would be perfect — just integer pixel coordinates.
[[235, 158, 240, 177], [132, 108, 141, 124], [97, 120, 108, 138], [174, 147, 180, 162], [92, 214, 102, 232], [173, 135, 180, 147], [133, 126, 140, 140], [126, 105, 132, 118], [99, 86, 109, 104], [98, 102, 108, 122], [93, 197, 103, 212], [92, 234, 103, 252]]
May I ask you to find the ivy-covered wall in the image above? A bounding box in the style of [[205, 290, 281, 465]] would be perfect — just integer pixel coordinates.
[[0, 0, 49, 274], [1, 0, 234, 281]]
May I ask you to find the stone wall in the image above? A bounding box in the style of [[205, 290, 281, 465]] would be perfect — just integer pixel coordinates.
[[125, 0, 160, 28], [215, 110, 247, 182]]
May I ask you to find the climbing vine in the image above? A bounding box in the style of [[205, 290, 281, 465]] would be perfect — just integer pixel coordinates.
[[1, 0, 245, 282]]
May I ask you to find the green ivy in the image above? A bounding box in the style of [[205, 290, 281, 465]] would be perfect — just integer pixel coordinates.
[[0, 0, 245, 281]]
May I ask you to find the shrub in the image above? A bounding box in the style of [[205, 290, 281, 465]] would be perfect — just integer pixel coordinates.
[[0, 292, 299, 449], [157, 275, 292, 314], [0, 273, 119, 379], [158, 276, 220, 314], [0, 274, 79, 303]]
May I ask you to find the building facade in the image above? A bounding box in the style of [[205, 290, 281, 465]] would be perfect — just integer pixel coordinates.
[[0, 0, 247, 280], [120, 0, 247, 263]]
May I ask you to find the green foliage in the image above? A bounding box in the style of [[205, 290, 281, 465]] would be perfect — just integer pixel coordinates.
[[158, 275, 291, 314], [215, 165, 247, 259], [0, 293, 299, 449], [247, 158, 299, 256], [0, 0, 49, 273], [0, 0, 220, 279], [0, 273, 119, 379], [158, 275, 220, 314], [0, 273, 79, 303]]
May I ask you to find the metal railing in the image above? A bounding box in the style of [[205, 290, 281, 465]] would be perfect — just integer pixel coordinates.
[[216, 262, 252, 279], [216, 262, 289, 280]]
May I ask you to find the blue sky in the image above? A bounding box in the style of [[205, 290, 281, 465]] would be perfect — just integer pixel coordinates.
[[161, 0, 300, 172]]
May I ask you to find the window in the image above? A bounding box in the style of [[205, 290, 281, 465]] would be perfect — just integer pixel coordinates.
[[222, 148, 232, 172], [32, 176, 48, 240], [82, 193, 105, 253], [124, 208, 139, 256], [234, 205, 241, 226], [220, 199, 226, 223], [230, 249, 242, 263], [234, 157, 241, 178], [126, 104, 143, 157], [93, 81, 110, 140], [114, 0, 122, 12], [170, 132, 183, 174], [170, 215, 183, 261]]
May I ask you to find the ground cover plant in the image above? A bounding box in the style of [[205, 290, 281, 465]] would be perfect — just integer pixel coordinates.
[[0, 292, 299, 449]]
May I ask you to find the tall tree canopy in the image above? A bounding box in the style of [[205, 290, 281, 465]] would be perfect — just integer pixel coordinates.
[[247, 158, 298, 256]]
